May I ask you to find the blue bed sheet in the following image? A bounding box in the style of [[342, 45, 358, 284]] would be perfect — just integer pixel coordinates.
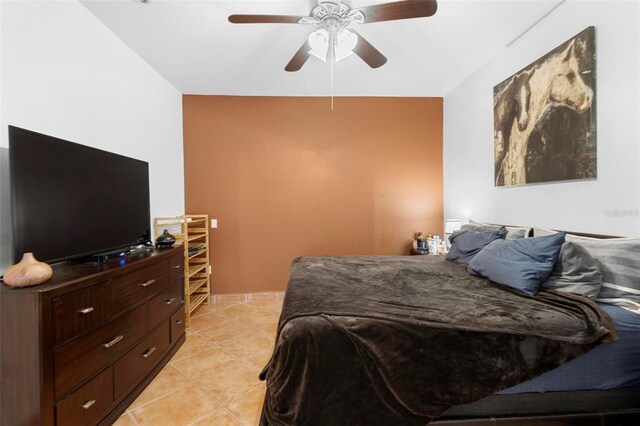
[[501, 304, 640, 393]]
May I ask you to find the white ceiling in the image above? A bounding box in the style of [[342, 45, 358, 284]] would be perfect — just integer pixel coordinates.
[[80, 0, 562, 97]]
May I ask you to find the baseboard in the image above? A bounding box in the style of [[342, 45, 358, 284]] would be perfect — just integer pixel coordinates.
[[212, 291, 285, 303]]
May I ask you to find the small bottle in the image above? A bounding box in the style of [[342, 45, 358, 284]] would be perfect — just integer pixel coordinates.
[[416, 232, 426, 249]]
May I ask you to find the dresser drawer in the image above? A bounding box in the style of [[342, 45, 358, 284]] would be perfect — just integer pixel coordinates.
[[114, 321, 170, 397], [169, 253, 184, 284], [55, 304, 147, 398], [55, 366, 113, 426], [170, 304, 185, 343], [54, 282, 111, 345], [112, 260, 168, 315], [148, 280, 183, 330]]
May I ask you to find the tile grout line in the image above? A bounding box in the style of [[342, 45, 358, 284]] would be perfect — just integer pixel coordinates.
[[170, 353, 248, 425], [190, 302, 241, 317], [126, 382, 193, 416], [170, 328, 250, 364], [192, 382, 249, 426], [200, 329, 255, 347], [221, 383, 266, 426], [237, 356, 269, 372], [121, 411, 139, 425], [185, 392, 237, 426], [169, 347, 216, 363]]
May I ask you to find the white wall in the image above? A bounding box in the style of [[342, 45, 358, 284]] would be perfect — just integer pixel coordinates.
[[0, 1, 5, 270], [444, 0, 640, 237], [0, 0, 185, 271]]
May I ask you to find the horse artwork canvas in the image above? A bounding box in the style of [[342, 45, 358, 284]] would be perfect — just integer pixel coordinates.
[[493, 27, 596, 187]]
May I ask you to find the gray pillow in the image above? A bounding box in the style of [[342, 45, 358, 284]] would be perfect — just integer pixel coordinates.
[[445, 229, 507, 264], [565, 235, 640, 311], [533, 227, 557, 237], [505, 227, 530, 240], [541, 242, 603, 299], [468, 233, 566, 295], [466, 220, 530, 239], [461, 223, 506, 233]]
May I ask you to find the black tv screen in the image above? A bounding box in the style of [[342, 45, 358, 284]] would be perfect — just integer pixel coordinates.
[[9, 126, 151, 263]]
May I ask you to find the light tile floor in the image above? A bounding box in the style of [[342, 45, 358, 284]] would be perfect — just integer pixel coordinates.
[[113, 300, 282, 426]]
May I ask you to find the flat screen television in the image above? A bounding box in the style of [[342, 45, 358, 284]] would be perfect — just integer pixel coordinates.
[[9, 126, 151, 264]]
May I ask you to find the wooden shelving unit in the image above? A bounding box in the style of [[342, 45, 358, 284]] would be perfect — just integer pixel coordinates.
[[153, 214, 211, 327]]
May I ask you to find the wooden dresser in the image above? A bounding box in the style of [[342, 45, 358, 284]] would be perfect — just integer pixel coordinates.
[[1, 246, 186, 426]]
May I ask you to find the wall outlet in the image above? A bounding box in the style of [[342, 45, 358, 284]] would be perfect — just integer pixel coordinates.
[[211, 219, 218, 229], [207, 265, 212, 275]]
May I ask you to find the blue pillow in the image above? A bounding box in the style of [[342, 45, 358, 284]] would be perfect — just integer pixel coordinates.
[[446, 229, 507, 264], [468, 232, 566, 295]]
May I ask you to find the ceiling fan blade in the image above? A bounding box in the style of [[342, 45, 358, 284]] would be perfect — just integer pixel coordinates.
[[355, 0, 437, 24], [228, 14, 304, 24], [285, 40, 312, 72], [351, 30, 387, 68]]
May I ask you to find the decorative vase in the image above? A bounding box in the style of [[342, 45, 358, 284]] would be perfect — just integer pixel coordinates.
[[3, 253, 53, 287], [156, 229, 177, 248]]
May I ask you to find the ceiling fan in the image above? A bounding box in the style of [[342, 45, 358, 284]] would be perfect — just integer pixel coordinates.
[[228, 0, 438, 72]]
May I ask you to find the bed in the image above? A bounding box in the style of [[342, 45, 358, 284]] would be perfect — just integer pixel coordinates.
[[257, 243, 640, 425]]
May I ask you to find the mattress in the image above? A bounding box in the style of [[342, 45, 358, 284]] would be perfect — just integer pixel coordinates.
[[501, 303, 640, 393]]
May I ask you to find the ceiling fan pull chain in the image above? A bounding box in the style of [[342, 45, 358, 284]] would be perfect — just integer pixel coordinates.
[[330, 32, 335, 111]]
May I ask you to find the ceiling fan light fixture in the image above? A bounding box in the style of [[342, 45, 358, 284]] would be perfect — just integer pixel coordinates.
[[308, 28, 357, 64], [308, 29, 330, 62], [334, 29, 357, 62]]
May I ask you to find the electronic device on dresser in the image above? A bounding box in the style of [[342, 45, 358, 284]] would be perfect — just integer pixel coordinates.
[[2, 127, 185, 425]]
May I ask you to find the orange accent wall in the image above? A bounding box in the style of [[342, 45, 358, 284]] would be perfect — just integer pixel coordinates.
[[183, 96, 443, 294]]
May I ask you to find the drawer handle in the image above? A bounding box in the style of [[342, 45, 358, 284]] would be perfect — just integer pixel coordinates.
[[142, 346, 156, 359], [81, 400, 96, 410], [176, 320, 183, 325], [102, 335, 124, 349], [165, 297, 176, 305], [172, 265, 182, 269], [140, 279, 156, 288], [77, 307, 94, 315]]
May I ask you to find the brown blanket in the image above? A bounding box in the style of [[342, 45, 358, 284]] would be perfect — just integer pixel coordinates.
[[259, 256, 616, 426]]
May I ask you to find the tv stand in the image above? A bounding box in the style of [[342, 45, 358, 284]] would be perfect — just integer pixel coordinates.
[[1, 245, 185, 426]]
